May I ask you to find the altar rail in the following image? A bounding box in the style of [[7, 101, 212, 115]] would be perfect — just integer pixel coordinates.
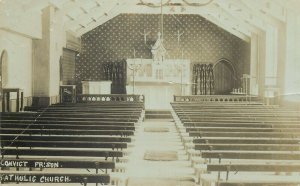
[[174, 95, 260, 102], [77, 94, 144, 103]]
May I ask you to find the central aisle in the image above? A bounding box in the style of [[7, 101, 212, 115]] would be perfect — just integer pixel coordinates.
[[123, 118, 195, 185]]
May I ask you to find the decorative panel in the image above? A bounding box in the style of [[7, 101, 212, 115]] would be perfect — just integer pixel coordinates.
[[126, 59, 190, 84]]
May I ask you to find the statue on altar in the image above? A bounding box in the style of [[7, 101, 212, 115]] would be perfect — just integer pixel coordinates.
[[151, 32, 167, 63]]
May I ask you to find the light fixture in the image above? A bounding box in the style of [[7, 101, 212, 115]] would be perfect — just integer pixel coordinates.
[[151, 0, 167, 64], [139, 0, 214, 65]]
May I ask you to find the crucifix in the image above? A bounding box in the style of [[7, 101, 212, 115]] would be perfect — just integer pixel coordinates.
[[175, 30, 184, 45], [139, 29, 151, 44]]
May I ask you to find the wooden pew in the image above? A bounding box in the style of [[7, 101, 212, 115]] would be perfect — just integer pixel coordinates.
[[215, 181, 300, 186], [0, 119, 135, 125], [193, 138, 300, 145], [1, 112, 141, 118], [1, 140, 127, 150], [207, 163, 300, 180], [0, 115, 139, 122], [42, 107, 143, 111], [186, 127, 300, 132], [179, 117, 300, 122], [0, 134, 132, 143], [196, 163, 300, 186], [195, 144, 300, 151], [1, 101, 144, 185], [3, 107, 142, 112], [171, 100, 300, 186], [175, 111, 300, 116], [0, 171, 110, 185], [1, 158, 115, 172], [1, 123, 135, 130], [0, 128, 134, 136], [0, 148, 123, 160], [189, 131, 300, 138], [183, 122, 300, 128], [201, 151, 300, 161]]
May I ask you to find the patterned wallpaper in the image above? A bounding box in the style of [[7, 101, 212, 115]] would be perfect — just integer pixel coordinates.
[[76, 14, 250, 88]]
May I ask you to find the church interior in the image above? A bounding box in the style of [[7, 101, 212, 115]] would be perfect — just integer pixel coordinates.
[[0, 0, 300, 185]]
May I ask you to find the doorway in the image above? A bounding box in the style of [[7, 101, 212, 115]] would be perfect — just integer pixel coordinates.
[[213, 58, 237, 95]]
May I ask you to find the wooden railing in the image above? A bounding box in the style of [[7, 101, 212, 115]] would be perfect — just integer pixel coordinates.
[[173, 95, 260, 102], [77, 94, 145, 103]]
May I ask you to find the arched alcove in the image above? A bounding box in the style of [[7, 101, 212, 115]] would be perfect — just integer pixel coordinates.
[[0, 50, 9, 96], [213, 58, 237, 95]]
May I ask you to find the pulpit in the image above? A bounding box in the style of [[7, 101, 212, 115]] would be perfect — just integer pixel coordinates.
[[81, 81, 112, 94]]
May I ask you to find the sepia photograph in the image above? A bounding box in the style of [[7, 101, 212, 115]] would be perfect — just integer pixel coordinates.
[[0, 0, 300, 185]]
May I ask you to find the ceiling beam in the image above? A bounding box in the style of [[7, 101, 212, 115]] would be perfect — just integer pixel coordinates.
[[74, 2, 124, 37], [240, 0, 284, 27], [214, 0, 267, 31], [73, 0, 140, 36], [64, 1, 115, 31], [209, 3, 252, 36], [272, 0, 299, 14], [251, 0, 286, 22], [22, 0, 51, 12], [213, 2, 262, 35], [49, 0, 70, 9], [123, 5, 250, 42], [59, 0, 87, 15], [286, 0, 300, 14], [201, 12, 250, 42]]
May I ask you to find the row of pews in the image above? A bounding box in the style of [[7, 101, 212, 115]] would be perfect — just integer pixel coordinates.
[[0, 101, 145, 185], [171, 100, 300, 186]]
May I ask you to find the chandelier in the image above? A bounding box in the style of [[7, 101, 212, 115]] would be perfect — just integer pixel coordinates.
[[151, 0, 167, 64]]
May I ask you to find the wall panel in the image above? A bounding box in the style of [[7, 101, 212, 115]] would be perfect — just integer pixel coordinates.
[[76, 14, 250, 93]]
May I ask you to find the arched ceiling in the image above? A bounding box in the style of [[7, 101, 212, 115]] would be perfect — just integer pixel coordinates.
[[2, 0, 300, 42]]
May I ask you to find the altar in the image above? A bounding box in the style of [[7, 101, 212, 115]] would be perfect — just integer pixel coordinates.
[[81, 80, 112, 94], [126, 31, 191, 109], [126, 58, 191, 109]]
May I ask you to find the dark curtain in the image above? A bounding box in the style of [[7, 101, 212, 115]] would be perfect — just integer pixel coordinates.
[[102, 60, 127, 94], [192, 63, 214, 95]]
